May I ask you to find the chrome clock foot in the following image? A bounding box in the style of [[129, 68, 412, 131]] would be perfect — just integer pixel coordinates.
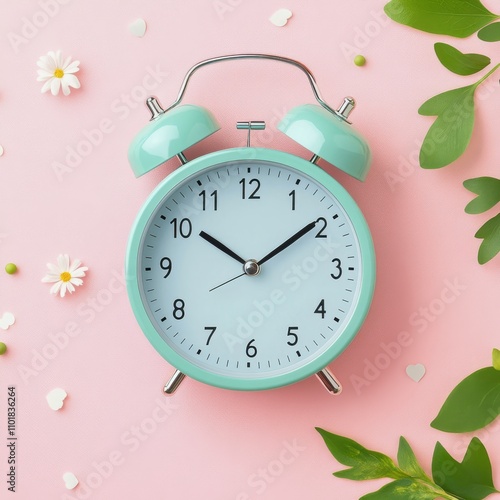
[[163, 370, 186, 395], [316, 368, 342, 395]]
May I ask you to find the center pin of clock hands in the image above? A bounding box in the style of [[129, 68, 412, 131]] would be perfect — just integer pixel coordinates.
[[205, 219, 319, 292]]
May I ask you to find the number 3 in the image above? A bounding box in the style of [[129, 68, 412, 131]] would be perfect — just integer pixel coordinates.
[[331, 258, 342, 280]]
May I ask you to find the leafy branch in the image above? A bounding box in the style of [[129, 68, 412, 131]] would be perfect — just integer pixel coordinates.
[[383, 0, 500, 263], [316, 428, 498, 499], [464, 178, 500, 263], [318, 349, 500, 499], [418, 61, 499, 170]]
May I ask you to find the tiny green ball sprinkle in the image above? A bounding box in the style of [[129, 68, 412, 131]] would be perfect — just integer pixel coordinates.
[[354, 55, 366, 67], [0, 342, 7, 355], [5, 263, 17, 274]]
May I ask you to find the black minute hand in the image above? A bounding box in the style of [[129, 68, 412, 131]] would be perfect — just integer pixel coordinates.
[[257, 220, 317, 266], [199, 231, 246, 265]]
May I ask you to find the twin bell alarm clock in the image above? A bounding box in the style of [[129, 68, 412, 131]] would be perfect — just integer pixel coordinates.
[[125, 54, 375, 396]]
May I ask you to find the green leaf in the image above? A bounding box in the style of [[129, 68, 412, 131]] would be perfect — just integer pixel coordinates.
[[384, 0, 500, 38], [431, 367, 500, 432], [432, 439, 498, 500], [418, 85, 476, 169], [464, 177, 500, 214], [493, 348, 500, 371], [315, 428, 404, 481], [478, 22, 500, 41], [475, 213, 500, 264], [361, 478, 442, 500], [397, 437, 432, 483], [434, 43, 490, 75]]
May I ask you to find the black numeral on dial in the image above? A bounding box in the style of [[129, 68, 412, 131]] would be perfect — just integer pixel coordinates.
[[239, 178, 261, 199], [315, 217, 327, 238], [246, 339, 257, 357], [286, 326, 299, 346], [331, 258, 342, 280], [289, 190, 296, 210], [199, 190, 218, 211], [173, 299, 185, 320], [170, 218, 192, 238], [160, 257, 172, 278], [204, 326, 216, 345], [314, 299, 326, 319]]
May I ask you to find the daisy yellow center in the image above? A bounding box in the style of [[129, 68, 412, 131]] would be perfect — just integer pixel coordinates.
[[60, 271, 72, 282], [54, 68, 64, 78]]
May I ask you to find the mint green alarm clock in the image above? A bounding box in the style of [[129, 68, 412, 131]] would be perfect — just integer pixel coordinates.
[[126, 55, 375, 395]]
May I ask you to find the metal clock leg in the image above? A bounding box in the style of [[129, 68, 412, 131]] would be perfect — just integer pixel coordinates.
[[163, 370, 186, 395], [315, 368, 342, 395]]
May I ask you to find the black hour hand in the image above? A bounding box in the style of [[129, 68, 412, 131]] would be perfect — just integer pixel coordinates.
[[199, 231, 246, 265]]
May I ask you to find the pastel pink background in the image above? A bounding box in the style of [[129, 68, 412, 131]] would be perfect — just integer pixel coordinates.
[[1, 1, 500, 499]]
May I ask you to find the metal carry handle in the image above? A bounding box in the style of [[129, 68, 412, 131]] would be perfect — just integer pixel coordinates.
[[164, 54, 342, 118]]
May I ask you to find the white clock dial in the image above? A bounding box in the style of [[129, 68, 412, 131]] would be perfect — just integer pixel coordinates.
[[136, 158, 365, 380]]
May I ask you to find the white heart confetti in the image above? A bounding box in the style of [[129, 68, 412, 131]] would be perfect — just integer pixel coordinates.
[[406, 363, 426, 382], [63, 472, 79, 490], [269, 8, 292, 27], [46, 388, 67, 410], [129, 18, 147, 37], [0, 312, 15, 330]]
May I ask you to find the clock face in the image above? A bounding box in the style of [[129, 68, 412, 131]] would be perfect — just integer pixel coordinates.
[[127, 149, 375, 390]]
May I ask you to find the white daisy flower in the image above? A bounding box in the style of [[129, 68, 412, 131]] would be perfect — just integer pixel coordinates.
[[36, 50, 81, 96], [42, 254, 88, 298]]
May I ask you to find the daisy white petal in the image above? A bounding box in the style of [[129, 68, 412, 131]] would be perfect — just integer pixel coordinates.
[[70, 269, 87, 278], [62, 55, 72, 69], [42, 56, 56, 72], [41, 79, 53, 93], [61, 81, 70, 96], [50, 281, 63, 295], [47, 263, 60, 274], [36, 58, 52, 71], [42, 274, 60, 283], [64, 61, 80, 74], [69, 259, 82, 272], [60, 282, 67, 298], [70, 263, 88, 275], [66, 282, 75, 294], [37, 70, 54, 80], [57, 254, 70, 271], [54, 50, 63, 68], [70, 278, 83, 287], [36, 65, 53, 75], [64, 74, 80, 89], [50, 78, 61, 96]]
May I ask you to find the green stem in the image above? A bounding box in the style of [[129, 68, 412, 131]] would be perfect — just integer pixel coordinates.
[[420, 479, 460, 500], [428, 485, 462, 500], [394, 468, 461, 499], [473, 63, 500, 89]]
